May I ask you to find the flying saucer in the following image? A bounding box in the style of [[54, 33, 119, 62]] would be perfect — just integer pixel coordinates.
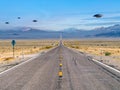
[[93, 14, 103, 18], [32, 20, 38, 22], [17, 17, 21, 19], [5, 22, 9, 24]]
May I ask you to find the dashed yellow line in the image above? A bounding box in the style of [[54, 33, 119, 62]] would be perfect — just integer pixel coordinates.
[[58, 50, 63, 77], [58, 71, 63, 77], [59, 63, 62, 67]]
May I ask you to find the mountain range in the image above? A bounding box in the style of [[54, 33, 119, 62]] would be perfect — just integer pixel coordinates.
[[0, 24, 120, 39]]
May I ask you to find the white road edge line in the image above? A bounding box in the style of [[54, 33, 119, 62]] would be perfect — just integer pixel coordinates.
[[92, 59, 120, 74], [0, 46, 57, 75], [0, 56, 38, 75], [68, 47, 120, 74]]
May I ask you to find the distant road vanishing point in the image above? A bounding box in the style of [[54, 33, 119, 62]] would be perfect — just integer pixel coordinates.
[[0, 43, 120, 90]]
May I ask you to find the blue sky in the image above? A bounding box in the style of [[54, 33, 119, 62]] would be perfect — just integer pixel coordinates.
[[0, 0, 120, 30]]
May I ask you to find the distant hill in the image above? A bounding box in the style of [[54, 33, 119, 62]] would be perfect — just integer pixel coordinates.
[[0, 24, 120, 39], [0, 27, 60, 39], [93, 24, 120, 37]]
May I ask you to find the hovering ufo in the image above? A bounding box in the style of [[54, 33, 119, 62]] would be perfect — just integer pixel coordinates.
[[93, 14, 103, 18], [17, 17, 21, 19], [5, 22, 9, 24], [32, 20, 38, 22]]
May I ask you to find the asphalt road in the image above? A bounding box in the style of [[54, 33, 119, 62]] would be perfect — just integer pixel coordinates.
[[0, 44, 120, 90]]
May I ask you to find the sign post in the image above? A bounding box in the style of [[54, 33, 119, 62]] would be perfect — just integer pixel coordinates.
[[11, 40, 16, 58]]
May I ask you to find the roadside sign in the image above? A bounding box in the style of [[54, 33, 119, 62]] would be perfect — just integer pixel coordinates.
[[11, 40, 16, 47], [11, 40, 16, 58]]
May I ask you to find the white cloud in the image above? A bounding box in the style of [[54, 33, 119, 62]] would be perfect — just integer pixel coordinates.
[[1, 12, 120, 30]]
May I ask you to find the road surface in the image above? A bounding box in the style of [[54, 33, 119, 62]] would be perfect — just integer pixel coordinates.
[[0, 44, 120, 90]]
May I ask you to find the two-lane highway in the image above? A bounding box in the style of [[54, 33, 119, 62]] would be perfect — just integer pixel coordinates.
[[0, 45, 120, 90]]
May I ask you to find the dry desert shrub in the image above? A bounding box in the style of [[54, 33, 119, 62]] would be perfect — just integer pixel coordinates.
[[64, 40, 120, 56], [0, 40, 58, 63]]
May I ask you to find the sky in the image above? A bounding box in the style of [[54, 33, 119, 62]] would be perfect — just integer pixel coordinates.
[[0, 0, 120, 30]]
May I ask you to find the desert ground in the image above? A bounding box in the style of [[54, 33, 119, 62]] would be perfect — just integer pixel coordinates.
[[0, 39, 58, 72], [64, 39, 120, 70], [0, 39, 120, 73]]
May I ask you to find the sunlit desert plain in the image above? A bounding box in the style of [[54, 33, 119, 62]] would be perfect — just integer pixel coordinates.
[[0, 40, 58, 64], [64, 39, 120, 70]]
